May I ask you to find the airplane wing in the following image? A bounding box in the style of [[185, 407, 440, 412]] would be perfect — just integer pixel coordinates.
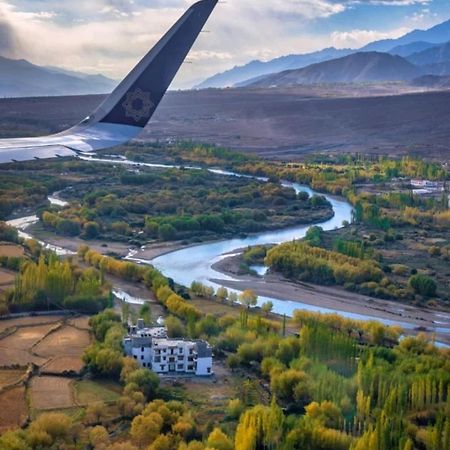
[[0, 0, 218, 164]]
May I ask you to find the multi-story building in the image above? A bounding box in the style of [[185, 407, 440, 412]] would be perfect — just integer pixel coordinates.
[[123, 319, 213, 376]]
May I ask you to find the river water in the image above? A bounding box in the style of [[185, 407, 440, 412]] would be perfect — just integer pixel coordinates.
[[6, 155, 450, 343]]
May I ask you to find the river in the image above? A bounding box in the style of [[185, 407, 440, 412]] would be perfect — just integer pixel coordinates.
[[6, 155, 450, 344]]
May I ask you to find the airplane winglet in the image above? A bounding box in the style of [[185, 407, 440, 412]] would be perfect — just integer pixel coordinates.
[[0, 0, 219, 163], [88, 0, 218, 129]]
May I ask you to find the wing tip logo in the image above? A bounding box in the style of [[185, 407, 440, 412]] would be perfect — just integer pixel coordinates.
[[122, 88, 154, 122]]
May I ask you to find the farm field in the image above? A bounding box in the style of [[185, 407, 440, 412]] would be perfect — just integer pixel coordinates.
[[0, 244, 24, 257], [74, 380, 122, 405], [0, 323, 60, 366], [0, 386, 28, 432], [0, 315, 65, 333], [0, 314, 95, 430], [30, 376, 74, 410], [33, 325, 91, 359], [0, 368, 26, 389], [68, 316, 91, 330]]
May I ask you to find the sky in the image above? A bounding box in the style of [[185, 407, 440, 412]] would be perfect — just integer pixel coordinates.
[[1, 0, 450, 88]]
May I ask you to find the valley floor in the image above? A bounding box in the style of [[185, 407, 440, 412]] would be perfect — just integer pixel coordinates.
[[211, 254, 450, 346]]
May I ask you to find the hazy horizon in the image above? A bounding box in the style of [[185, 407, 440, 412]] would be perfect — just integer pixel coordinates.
[[1, 0, 450, 89]]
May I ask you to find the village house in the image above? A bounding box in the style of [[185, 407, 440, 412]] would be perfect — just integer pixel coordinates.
[[123, 319, 213, 376]]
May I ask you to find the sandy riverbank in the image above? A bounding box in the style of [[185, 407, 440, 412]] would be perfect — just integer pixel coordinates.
[[212, 254, 450, 345], [22, 221, 450, 345], [27, 223, 189, 260]]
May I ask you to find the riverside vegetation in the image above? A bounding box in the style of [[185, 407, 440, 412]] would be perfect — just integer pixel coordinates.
[[0, 150, 332, 244], [0, 239, 448, 450], [1, 143, 450, 449]]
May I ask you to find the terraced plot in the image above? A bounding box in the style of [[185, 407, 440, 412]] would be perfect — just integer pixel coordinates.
[[0, 244, 24, 257], [0, 386, 28, 431], [0, 324, 59, 366], [0, 369, 26, 390], [30, 376, 74, 410], [0, 315, 64, 334]]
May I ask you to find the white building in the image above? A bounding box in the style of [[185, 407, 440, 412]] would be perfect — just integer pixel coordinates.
[[123, 320, 213, 376], [411, 179, 444, 190]]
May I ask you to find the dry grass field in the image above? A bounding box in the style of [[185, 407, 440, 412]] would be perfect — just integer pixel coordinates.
[[0, 324, 60, 366], [0, 315, 94, 429], [30, 376, 74, 410], [0, 316, 90, 371], [67, 316, 91, 330], [0, 315, 65, 334], [33, 325, 91, 359], [0, 244, 24, 258], [74, 380, 122, 406], [40, 355, 85, 374], [0, 368, 26, 390], [0, 386, 28, 431], [0, 324, 59, 350]]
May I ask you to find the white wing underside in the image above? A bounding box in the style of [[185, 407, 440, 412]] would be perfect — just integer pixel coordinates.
[[0, 123, 142, 163]]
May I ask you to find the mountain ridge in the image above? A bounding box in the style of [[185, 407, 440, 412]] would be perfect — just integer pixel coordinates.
[[0, 56, 117, 98], [247, 52, 423, 88], [197, 18, 450, 89]]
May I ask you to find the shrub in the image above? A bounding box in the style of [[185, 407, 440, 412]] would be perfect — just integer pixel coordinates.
[[409, 274, 437, 297]]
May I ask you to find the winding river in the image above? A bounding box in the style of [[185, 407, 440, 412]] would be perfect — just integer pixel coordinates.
[[6, 155, 450, 343]]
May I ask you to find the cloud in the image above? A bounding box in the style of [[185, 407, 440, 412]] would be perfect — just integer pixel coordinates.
[[330, 27, 410, 47], [0, 10, 21, 58], [0, 0, 445, 88], [355, 0, 430, 4]]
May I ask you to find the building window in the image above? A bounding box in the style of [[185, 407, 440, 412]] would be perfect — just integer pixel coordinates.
[[178, 356, 184, 361], [141, 355, 144, 360], [179, 348, 183, 354], [141, 347, 144, 352], [160, 365, 165, 371], [187, 365, 194, 371], [143, 363, 146, 367], [207, 367, 211, 374], [133, 355, 137, 359], [177, 364, 184, 370]]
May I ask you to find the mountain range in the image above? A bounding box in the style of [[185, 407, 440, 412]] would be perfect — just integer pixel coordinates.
[[248, 52, 422, 87], [0, 56, 117, 98], [1, 18, 450, 97], [197, 18, 450, 89]]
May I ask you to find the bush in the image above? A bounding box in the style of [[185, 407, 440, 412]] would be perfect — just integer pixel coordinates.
[[83, 221, 100, 239], [159, 224, 176, 241], [63, 295, 108, 314], [57, 219, 81, 236], [0, 222, 18, 243], [409, 274, 437, 297]]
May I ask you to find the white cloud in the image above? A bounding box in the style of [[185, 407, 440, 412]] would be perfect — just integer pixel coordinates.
[[0, 0, 445, 88], [330, 27, 410, 47]]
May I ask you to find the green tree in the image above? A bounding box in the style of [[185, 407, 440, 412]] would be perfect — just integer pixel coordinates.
[[124, 369, 160, 399], [207, 428, 233, 450], [261, 301, 273, 317], [239, 289, 258, 310], [159, 224, 176, 241]]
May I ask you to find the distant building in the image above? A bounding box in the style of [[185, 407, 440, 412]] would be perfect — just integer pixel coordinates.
[[411, 179, 444, 190], [123, 319, 213, 376]]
